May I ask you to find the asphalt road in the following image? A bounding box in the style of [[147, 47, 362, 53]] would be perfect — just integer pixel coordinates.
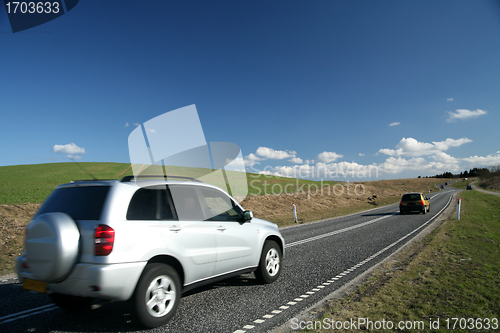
[[0, 187, 458, 333]]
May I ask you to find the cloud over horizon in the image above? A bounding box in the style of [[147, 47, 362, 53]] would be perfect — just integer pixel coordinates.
[[243, 137, 498, 180], [378, 137, 472, 157]]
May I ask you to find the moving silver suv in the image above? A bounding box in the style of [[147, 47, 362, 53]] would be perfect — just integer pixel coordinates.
[[16, 176, 284, 328]]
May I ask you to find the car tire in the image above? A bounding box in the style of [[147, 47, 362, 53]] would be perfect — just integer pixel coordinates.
[[132, 263, 181, 328], [50, 293, 92, 311], [255, 240, 282, 284], [422, 206, 427, 214]]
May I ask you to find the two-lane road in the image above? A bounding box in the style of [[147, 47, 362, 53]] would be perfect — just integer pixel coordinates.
[[0, 188, 458, 332]]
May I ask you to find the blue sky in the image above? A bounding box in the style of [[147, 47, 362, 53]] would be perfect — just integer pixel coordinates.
[[1, 0, 499, 180]]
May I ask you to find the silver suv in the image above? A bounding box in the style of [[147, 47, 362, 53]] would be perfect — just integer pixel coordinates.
[[16, 176, 284, 328]]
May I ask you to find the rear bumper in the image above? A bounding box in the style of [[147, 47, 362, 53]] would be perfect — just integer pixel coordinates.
[[399, 205, 426, 213], [16, 256, 146, 301]]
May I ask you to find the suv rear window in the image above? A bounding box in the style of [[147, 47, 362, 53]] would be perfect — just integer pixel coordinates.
[[36, 186, 110, 220]]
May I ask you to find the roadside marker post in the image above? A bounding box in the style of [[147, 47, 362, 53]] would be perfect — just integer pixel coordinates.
[[293, 204, 298, 223], [457, 198, 461, 220]]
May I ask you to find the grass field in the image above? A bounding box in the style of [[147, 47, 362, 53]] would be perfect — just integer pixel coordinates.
[[0, 162, 135, 205], [308, 189, 500, 332], [0, 162, 333, 205]]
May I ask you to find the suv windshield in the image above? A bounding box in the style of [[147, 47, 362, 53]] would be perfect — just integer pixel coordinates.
[[36, 186, 110, 220]]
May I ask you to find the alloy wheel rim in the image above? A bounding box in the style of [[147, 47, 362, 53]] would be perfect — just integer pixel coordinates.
[[145, 275, 176, 317], [265, 248, 280, 276]]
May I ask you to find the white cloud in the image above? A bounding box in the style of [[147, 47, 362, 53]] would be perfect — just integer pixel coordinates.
[[431, 152, 459, 164], [66, 154, 82, 160], [288, 157, 303, 164], [389, 122, 400, 127], [125, 123, 129, 127], [462, 152, 500, 167], [447, 98, 454, 102], [133, 123, 141, 127], [243, 153, 264, 167], [379, 156, 428, 174], [359, 153, 365, 156], [256, 147, 296, 159], [378, 137, 472, 157], [446, 109, 487, 122], [258, 161, 378, 179], [317, 151, 343, 163], [53, 143, 86, 155]]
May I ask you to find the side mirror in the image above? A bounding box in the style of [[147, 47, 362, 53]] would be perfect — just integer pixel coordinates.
[[243, 210, 253, 222], [425, 197, 430, 200]]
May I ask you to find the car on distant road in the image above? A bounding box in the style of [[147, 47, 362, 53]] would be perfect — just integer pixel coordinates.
[[399, 192, 430, 214], [466, 185, 472, 190], [16, 175, 284, 328]]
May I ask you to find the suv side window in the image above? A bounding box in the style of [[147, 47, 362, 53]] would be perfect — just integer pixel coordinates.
[[199, 187, 243, 222], [127, 187, 176, 220], [169, 185, 205, 221]]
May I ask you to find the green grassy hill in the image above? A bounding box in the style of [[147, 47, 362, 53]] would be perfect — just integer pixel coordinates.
[[0, 162, 134, 205], [0, 162, 331, 205]]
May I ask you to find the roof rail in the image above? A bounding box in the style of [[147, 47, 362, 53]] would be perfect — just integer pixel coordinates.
[[121, 175, 201, 183], [70, 179, 113, 183]]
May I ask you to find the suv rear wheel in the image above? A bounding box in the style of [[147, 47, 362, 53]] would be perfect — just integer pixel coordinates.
[[255, 240, 282, 284], [132, 263, 181, 328]]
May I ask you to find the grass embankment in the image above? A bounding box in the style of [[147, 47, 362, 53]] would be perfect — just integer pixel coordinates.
[[478, 176, 500, 192], [307, 190, 500, 332]]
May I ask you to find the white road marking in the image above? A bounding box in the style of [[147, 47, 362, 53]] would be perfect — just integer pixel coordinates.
[[0, 304, 58, 325], [285, 213, 397, 248]]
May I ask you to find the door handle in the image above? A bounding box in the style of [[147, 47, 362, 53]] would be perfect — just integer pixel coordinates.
[[217, 226, 226, 232], [170, 226, 181, 232]]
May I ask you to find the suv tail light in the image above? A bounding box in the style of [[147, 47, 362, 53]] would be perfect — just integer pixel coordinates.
[[95, 225, 115, 256], [420, 200, 425, 206]]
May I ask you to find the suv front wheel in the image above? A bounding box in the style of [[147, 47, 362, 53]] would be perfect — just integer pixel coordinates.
[[132, 263, 181, 328], [255, 240, 282, 284]]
